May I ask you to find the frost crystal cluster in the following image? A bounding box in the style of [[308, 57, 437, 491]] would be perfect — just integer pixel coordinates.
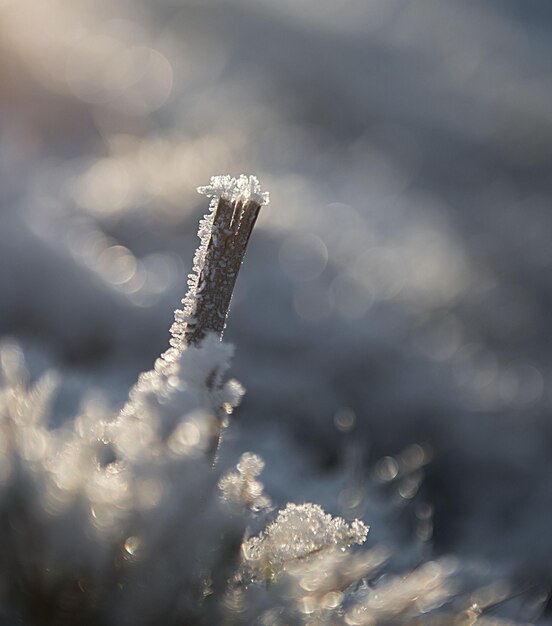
[[170, 175, 270, 350], [219, 452, 272, 512], [243, 503, 368, 582], [0, 338, 243, 625], [197, 174, 271, 206]]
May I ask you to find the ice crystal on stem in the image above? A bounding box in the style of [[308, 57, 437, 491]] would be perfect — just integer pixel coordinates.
[[119, 175, 266, 453], [171, 174, 269, 350], [219, 452, 272, 513], [242, 503, 368, 582], [196, 174, 270, 206]]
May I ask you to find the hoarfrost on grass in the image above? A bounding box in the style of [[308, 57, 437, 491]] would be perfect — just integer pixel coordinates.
[[197, 174, 270, 206], [219, 451, 272, 512], [169, 174, 269, 352], [243, 502, 369, 581]]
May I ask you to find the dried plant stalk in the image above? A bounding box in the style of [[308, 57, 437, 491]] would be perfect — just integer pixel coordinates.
[[120, 176, 268, 460], [169, 175, 269, 352], [183, 197, 262, 346]]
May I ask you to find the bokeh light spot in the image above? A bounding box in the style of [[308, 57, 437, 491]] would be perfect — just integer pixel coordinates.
[[280, 232, 328, 282]]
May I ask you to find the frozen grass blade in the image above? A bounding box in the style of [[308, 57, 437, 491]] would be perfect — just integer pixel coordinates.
[[119, 176, 268, 461], [170, 175, 269, 350]]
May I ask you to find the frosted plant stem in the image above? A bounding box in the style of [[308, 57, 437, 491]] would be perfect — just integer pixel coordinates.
[[120, 176, 268, 465], [168, 175, 269, 356], [183, 196, 262, 346], [168, 176, 268, 462]]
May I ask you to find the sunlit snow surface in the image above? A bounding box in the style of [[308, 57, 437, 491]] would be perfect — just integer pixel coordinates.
[[1, 0, 552, 623]]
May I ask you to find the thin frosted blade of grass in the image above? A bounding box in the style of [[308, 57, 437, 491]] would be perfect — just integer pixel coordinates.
[[170, 175, 269, 352], [176, 196, 261, 347], [120, 175, 267, 430]]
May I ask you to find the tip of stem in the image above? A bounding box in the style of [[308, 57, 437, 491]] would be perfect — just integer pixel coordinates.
[[197, 174, 270, 207]]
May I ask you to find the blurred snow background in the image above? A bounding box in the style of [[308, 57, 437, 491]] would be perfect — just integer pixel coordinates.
[[1, 0, 552, 621]]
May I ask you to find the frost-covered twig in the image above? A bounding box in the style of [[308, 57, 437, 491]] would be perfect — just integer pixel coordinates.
[[119, 175, 267, 455], [171, 175, 269, 349]]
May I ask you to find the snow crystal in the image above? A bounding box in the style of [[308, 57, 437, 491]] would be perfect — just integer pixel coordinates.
[[219, 452, 271, 512], [168, 200, 218, 354], [242, 503, 368, 580], [197, 174, 270, 206]]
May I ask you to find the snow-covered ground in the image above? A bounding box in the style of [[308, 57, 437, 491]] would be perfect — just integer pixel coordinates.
[[1, 0, 552, 622]]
